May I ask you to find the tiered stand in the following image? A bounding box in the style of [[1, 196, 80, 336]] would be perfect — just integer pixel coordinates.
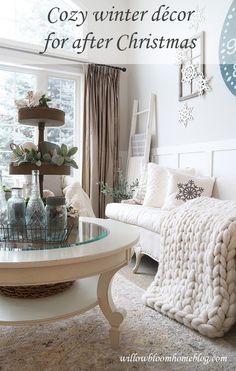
[[9, 107, 70, 197]]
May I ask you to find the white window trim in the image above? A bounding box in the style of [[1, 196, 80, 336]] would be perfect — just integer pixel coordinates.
[[0, 38, 88, 66]]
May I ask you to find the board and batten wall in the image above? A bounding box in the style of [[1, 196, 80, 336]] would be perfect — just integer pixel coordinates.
[[151, 139, 236, 201]]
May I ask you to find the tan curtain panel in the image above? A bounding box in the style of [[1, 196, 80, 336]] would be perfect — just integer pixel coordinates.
[[82, 64, 120, 218]]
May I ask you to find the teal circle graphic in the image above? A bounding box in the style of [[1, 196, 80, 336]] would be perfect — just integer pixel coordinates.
[[219, 0, 236, 96]]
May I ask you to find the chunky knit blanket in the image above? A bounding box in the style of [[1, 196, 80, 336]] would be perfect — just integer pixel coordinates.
[[143, 197, 236, 338]]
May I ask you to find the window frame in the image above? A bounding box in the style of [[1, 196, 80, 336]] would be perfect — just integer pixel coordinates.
[[0, 62, 83, 180]]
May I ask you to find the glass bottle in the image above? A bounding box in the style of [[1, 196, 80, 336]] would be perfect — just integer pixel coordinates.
[[8, 188, 25, 237], [0, 170, 8, 239], [26, 170, 46, 240], [45, 197, 67, 241]]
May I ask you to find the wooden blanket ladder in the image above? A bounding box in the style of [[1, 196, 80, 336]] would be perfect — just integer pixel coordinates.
[[126, 93, 156, 183]]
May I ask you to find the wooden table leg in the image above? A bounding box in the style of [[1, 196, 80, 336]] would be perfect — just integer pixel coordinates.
[[38, 122, 45, 146], [97, 268, 126, 349]]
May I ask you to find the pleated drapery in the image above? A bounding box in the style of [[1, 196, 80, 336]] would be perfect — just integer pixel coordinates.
[[82, 64, 120, 217]]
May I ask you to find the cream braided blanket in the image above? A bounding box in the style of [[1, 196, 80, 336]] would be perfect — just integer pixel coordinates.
[[143, 197, 236, 338]]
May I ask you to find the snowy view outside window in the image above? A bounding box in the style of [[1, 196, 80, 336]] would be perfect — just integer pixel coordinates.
[[0, 71, 37, 173], [47, 77, 76, 149]]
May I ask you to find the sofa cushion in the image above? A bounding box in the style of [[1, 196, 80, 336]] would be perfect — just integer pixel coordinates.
[[162, 172, 215, 211], [133, 163, 148, 205], [105, 203, 169, 234], [143, 163, 195, 208], [63, 180, 95, 217]]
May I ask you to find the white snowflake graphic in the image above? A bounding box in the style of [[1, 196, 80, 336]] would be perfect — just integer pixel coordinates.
[[176, 180, 204, 202], [196, 72, 211, 96], [176, 49, 191, 65], [189, 6, 206, 33], [181, 63, 198, 84], [179, 103, 194, 128]]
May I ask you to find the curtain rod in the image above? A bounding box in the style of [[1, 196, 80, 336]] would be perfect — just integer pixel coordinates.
[[0, 45, 126, 72], [93, 63, 126, 72]]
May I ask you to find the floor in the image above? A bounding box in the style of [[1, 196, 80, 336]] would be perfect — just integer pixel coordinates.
[[0, 255, 235, 370], [121, 254, 158, 290]]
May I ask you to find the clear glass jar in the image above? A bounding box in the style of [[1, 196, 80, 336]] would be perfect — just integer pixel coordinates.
[[45, 197, 67, 241], [0, 171, 8, 239], [26, 170, 46, 240], [7, 188, 25, 237]]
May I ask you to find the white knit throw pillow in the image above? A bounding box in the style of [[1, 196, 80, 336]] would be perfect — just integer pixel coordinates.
[[162, 171, 215, 211], [143, 163, 195, 208], [133, 163, 148, 204]]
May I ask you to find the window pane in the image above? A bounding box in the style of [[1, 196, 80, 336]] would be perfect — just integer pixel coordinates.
[[47, 77, 76, 146], [14, 126, 36, 144], [0, 152, 12, 173], [47, 128, 60, 144], [0, 70, 36, 175], [0, 126, 14, 150], [60, 129, 74, 148], [0, 0, 83, 49]]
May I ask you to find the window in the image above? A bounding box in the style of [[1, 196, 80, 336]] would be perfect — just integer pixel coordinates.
[[0, 70, 37, 173], [0, 0, 83, 49], [48, 77, 76, 148], [0, 66, 80, 176], [0, 1, 83, 187]]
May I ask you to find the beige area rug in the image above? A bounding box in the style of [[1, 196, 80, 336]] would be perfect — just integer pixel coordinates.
[[0, 273, 235, 371]]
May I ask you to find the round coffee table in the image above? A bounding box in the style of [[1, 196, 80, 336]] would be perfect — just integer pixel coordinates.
[[0, 218, 139, 349]]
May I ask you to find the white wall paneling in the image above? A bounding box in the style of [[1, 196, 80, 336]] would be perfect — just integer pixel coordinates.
[[152, 139, 236, 201]]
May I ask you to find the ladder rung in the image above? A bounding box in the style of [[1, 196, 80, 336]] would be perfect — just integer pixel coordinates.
[[136, 109, 149, 116]]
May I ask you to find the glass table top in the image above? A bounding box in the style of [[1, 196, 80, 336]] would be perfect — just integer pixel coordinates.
[[0, 221, 109, 251]]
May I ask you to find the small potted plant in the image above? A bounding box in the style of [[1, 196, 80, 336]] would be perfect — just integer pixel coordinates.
[[98, 169, 139, 203]]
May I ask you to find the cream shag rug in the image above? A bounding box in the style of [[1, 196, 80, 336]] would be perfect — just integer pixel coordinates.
[[0, 274, 235, 371]]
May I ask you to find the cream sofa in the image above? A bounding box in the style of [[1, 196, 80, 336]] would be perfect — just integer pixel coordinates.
[[105, 162, 217, 273], [105, 201, 168, 272]]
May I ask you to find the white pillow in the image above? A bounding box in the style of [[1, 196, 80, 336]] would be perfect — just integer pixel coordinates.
[[63, 180, 95, 217], [133, 164, 148, 204], [143, 163, 195, 208], [162, 171, 215, 211]]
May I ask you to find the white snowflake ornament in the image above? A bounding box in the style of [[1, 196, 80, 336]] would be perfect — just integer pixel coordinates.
[[176, 49, 191, 65], [181, 63, 198, 84], [196, 73, 211, 96], [179, 103, 194, 128], [189, 6, 206, 33]]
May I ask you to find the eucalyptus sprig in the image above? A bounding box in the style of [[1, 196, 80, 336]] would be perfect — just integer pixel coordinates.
[[98, 169, 139, 203]]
